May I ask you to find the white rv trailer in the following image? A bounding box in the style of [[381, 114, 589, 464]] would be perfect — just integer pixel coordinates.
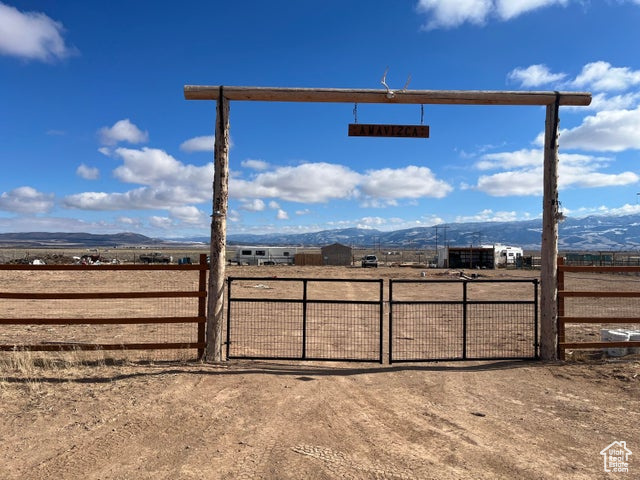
[[490, 244, 523, 266], [232, 246, 297, 265]]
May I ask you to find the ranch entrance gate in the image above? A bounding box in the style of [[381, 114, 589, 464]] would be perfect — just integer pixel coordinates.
[[184, 85, 591, 362], [225, 277, 539, 363]]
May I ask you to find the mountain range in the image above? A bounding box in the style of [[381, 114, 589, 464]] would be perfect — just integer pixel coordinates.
[[1, 214, 640, 251]]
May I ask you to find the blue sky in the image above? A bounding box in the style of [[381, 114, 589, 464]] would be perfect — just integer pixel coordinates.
[[1, 1, 640, 239]]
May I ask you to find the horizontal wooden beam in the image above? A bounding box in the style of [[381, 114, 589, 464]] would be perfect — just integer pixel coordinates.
[[0, 291, 205, 300], [184, 85, 592, 106], [558, 265, 640, 273], [0, 316, 205, 325], [0, 342, 206, 352], [560, 341, 640, 349], [558, 316, 640, 324], [558, 291, 640, 298]]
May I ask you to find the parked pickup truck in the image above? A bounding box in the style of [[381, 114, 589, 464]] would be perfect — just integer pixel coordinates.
[[361, 255, 378, 268], [139, 252, 172, 264]]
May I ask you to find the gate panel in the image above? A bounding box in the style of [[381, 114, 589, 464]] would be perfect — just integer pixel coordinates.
[[390, 279, 538, 363], [227, 278, 383, 363]]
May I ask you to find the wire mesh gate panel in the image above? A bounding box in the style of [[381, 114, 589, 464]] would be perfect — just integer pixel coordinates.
[[226, 277, 383, 362], [389, 279, 538, 363]]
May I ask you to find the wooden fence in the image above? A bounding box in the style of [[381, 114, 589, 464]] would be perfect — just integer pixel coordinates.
[[557, 257, 640, 360], [0, 253, 207, 358]]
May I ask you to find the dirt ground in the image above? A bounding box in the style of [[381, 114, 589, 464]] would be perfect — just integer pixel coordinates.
[[1, 264, 639, 479]]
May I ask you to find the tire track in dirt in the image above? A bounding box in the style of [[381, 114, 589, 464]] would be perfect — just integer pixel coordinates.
[[20, 370, 237, 480]]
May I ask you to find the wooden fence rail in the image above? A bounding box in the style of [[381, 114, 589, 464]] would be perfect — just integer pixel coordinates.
[[557, 257, 640, 360], [0, 253, 208, 358]]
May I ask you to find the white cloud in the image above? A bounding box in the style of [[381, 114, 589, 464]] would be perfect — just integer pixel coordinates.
[[64, 147, 214, 211], [98, 147, 112, 157], [360, 166, 453, 200], [98, 119, 149, 146], [417, 0, 568, 29], [455, 209, 520, 223], [149, 216, 173, 229], [242, 159, 269, 170], [240, 199, 266, 212], [268, 201, 280, 209], [231, 163, 452, 205], [117, 216, 143, 228], [231, 162, 362, 203], [417, 0, 493, 29], [560, 107, 640, 152], [507, 64, 567, 87], [113, 147, 212, 191], [0, 186, 54, 214], [276, 209, 289, 220], [0, 2, 76, 61], [296, 209, 311, 215], [168, 205, 206, 224], [569, 203, 640, 218], [495, 0, 568, 20], [472, 149, 639, 196], [76, 164, 99, 180], [571, 61, 640, 92], [180, 135, 215, 152], [578, 92, 640, 112], [475, 149, 541, 170]]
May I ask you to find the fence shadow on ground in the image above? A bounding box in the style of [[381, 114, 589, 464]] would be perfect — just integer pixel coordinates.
[[0, 358, 544, 386]]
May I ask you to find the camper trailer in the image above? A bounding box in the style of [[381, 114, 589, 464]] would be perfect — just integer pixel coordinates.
[[232, 246, 297, 265], [492, 244, 523, 266]]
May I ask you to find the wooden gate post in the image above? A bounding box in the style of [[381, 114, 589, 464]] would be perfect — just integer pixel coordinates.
[[540, 95, 560, 361], [206, 87, 230, 362]]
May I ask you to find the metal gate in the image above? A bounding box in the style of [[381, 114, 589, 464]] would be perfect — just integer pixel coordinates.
[[226, 277, 383, 363], [389, 279, 538, 363]]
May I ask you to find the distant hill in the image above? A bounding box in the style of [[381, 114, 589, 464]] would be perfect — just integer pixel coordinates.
[[224, 214, 640, 251], [2, 213, 640, 250], [0, 232, 163, 248]]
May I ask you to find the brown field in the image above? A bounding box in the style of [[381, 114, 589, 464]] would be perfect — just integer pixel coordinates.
[[1, 262, 639, 479]]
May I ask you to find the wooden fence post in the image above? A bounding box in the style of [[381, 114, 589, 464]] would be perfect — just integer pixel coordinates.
[[206, 88, 230, 362], [540, 96, 560, 361]]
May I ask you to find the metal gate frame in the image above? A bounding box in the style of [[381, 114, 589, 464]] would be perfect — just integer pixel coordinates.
[[226, 277, 384, 363], [389, 279, 539, 363]]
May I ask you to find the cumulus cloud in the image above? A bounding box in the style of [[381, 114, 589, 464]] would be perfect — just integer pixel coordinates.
[[168, 205, 206, 224], [98, 119, 149, 146], [241, 159, 269, 171], [571, 61, 640, 91], [180, 135, 215, 152], [360, 166, 453, 200], [64, 147, 213, 211], [455, 209, 521, 223], [76, 164, 99, 180], [276, 209, 289, 220], [231, 162, 362, 203], [230, 163, 453, 205], [149, 216, 173, 229], [240, 199, 266, 212], [0, 2, 76, 61], [417, 0, 568, 29], [0, 186, 54, 214], [507, 64, 567, 87], [560, 107, 640, 152], [472, 149, 638, 196]]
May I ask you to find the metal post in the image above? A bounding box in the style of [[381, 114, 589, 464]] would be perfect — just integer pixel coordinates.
[[302, 279, 308, 359], [462, 281, 468, 360]]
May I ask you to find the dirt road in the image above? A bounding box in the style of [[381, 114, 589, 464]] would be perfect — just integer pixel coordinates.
[[1, 357, 639, 479]]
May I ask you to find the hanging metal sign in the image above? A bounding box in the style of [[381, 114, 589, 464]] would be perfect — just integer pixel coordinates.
[[348, 123, 429, 138]]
